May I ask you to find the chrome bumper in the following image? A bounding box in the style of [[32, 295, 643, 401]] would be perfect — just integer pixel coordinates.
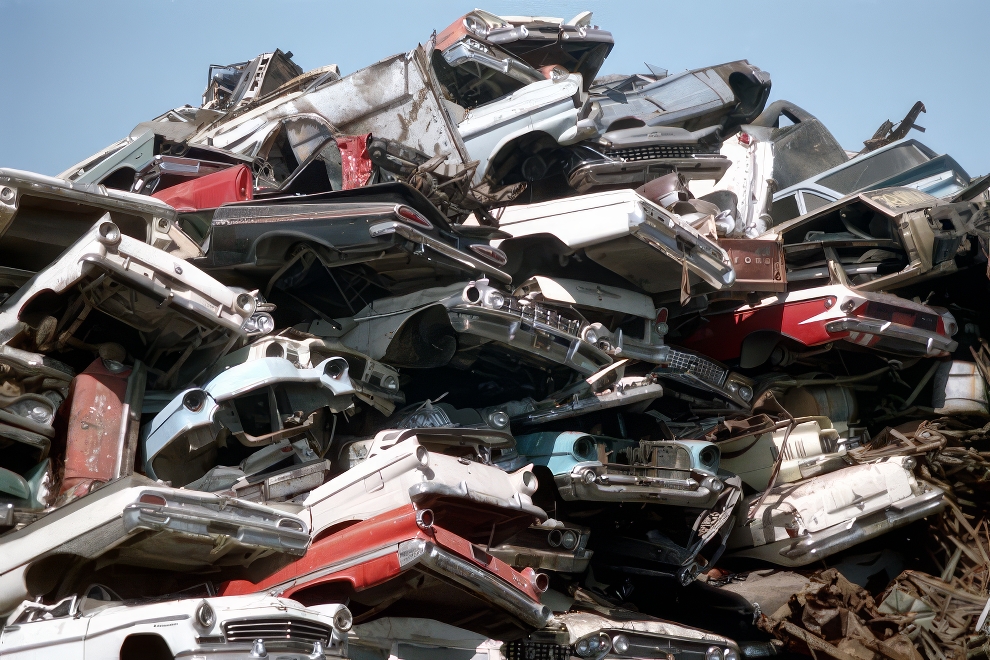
[[397, 539, 552, 629], [555, 463, 722, 508], [369, 221, 512, 283], [448, 307, 612, 376], [122, 497, 311, 556], [826, 317, 957, 356], [632, 219, 735, 291], [407, 482, 546, 521], [487, 544, 592, 574]]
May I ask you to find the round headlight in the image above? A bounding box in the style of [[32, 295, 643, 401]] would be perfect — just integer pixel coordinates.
[[382, 375, 399, 391], [334, 607, 353, 632], [183, 390, 206, 412], [561, 530, 578, 550], [612, 635, 630, 654], [486, 291, 505, 310], [726, 381, 739, 393], [196, 601, 216, 628], [97, 222, 121, 246], [707, 647, 723, 660], [738, 386, 753, 402], [576, 639, 591, 656], [724, 649, 739, 660], [584, 329, 598, 344], [489, 410, 509, 428]]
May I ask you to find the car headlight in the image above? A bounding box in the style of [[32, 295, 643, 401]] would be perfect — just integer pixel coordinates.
[[489, 410, 510, 428], [612, 635, 629, 654], [707, 647, 723, 660], [560, 530, 578, 550], [382, 375, 399, 391], [738, 385, 753, 402], [334, 607, 353, 632], [486, 291, 505, 310], [584, 328, 599, 344], [724, 648, 739, 660], [576, 634, 611, 658], [195, 601, 216, 628]]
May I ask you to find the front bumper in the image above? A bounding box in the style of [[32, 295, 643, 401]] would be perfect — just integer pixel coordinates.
[[826, 317, 957, 357], [175, 643, 343, 660], [398, 538, 553, 630], [555, 462, 722, 508], [122, 492, 311, 556]]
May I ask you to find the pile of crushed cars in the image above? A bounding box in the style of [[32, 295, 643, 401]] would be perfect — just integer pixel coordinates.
[[4, 9, 990, 660]]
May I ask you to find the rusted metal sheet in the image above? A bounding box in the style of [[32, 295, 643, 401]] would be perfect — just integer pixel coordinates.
[[58, 359, 144, 503]]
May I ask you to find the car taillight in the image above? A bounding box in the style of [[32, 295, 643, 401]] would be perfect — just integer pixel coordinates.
[[737, 132, 752, 146], [139, 493, 168, 506], [857, 300, 938, 330], [469, 244, 508, 266], [394, 204, 433, 229]]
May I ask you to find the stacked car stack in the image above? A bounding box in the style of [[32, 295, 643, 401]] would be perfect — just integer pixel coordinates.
[[3, 9, 990, 660]]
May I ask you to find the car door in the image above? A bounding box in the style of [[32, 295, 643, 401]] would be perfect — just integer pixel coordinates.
[[0, 597, 89, 660]]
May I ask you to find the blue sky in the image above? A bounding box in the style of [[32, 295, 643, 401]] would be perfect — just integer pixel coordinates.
[[1, 0, 988, 177]]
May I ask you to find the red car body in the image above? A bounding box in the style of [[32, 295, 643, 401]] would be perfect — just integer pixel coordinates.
[[220, 504, 551, 639], [681, 281, 957, 363]]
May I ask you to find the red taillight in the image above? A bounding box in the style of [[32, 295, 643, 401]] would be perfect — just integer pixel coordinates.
[[139, 493, 168, 506], [656, 308, 668, 324], [737, 132, 752, 146], [394, 205, 433, 229], [469, 244, 508, 266]]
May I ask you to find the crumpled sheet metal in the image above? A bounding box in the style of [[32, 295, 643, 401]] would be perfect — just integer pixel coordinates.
[[555, 611, 732, 645], [759, 568, 924, 660]]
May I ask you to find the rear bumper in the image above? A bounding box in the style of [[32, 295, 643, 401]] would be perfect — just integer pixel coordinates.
[[826, 317, 957, 357], [122, 496, 311, 556], [369, 221, 512, 283], [398, 539, 552, 629]]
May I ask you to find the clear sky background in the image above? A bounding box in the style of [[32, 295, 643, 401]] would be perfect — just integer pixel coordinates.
[[1, 0, 987, 177]]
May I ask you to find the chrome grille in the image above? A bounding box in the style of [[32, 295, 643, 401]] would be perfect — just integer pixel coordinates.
[[663, 350, 728, 386], [604, 144, 718, 161], [504, 640, 574, 660], [505, 299, 583, 336], [223, 618, 331, 644]]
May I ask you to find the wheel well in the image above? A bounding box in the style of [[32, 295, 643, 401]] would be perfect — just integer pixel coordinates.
[[120, 634, 174, 660]]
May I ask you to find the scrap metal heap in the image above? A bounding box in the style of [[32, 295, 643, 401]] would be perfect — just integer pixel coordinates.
[[4, 9, 990, 660]]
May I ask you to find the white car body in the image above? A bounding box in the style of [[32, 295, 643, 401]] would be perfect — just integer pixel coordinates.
[[303, 430, 544, 537], [0, 474, 310, 615], [689, 131, 774, 238], [0, 588, 351, 660], [491, 189, 735, 294], [458, 73, 590, 184], [728, 456, 945, 566]]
